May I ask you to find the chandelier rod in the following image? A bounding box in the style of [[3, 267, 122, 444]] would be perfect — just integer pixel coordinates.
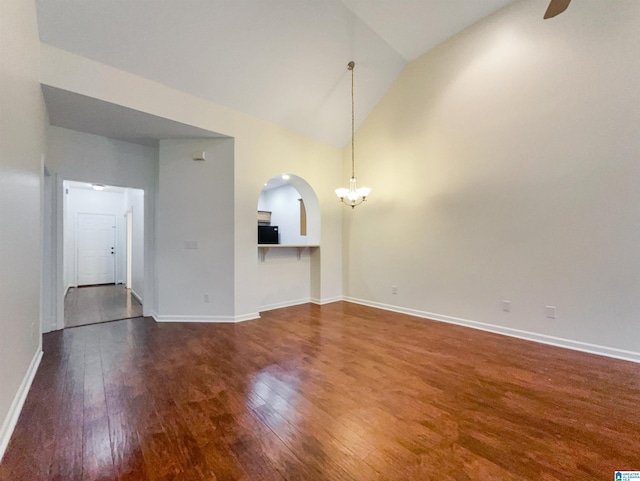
[[334, 60, 370, 208], [348, 61, 355, 179]]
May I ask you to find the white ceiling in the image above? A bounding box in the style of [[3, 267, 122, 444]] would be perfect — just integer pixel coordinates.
[[36, 0, 518, 148]]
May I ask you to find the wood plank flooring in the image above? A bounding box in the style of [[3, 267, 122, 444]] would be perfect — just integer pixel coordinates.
[[65, 285, 143, 328], [1, 302, 639, 480]]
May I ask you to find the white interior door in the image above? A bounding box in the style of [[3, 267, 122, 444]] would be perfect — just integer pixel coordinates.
[[77, 213, 116, 286]]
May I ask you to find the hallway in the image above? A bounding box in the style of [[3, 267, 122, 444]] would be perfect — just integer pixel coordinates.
[[64, 284, 142, 328]]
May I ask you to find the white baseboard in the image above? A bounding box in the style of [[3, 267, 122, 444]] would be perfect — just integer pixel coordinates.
[[0, 347, 43, 462], [150, 298, 346, 325], [130, 289, 143, 304], [259, 296, 344, 311], [310, 296, 343, 305], [344, 297, 640, 364], [234, 312, 261, 323], [260, 298, 311, 312], [152, 312, 260, 324]]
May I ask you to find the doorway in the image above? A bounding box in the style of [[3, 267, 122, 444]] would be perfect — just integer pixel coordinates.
[[63, 181, 145, 328]]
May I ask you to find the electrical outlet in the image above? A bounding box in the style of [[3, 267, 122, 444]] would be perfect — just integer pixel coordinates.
[[502, 300, 511, 312], [392, 285, 397, 295], [204, 294, 210, 303], [545, 305, 556, 319]]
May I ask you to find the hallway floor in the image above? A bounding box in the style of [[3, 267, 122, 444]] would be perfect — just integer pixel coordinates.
[[64, 284, 142, 328]]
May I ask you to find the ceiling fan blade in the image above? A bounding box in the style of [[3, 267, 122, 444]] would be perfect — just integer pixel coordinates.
[[544, 0, 571, 19]]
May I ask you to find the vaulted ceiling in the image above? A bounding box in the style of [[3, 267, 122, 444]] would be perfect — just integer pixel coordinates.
[[36, 0, 518, 147]]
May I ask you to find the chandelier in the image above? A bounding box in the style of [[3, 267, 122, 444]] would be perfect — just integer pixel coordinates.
[[335, 61, 371, 208]]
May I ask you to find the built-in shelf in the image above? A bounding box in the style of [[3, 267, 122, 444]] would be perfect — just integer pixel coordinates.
[[258, 244, 319, 261]]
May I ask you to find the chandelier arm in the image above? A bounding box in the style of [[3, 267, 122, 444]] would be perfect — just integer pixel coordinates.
[[339, 196, 367, 208]]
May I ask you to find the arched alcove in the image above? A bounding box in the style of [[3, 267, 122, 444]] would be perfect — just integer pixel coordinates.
[[257, 174, 320, 245], [256, 173, 321, 311]]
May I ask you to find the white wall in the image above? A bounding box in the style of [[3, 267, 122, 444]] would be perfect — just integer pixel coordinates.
[[156, 138, 235, 320], [47, 126, 158, 189], [0, 0, 48, 460], [40, 171, 56, 333], [126, 188, 145, 302], [344, 0, 640, 360], [45, 126, 157, 323], [40, 46, 345, 319], [64, 186, 127, 288], [257, 248, 312, 310]]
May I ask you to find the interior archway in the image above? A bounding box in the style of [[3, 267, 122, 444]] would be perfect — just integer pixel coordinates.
[[257, 174, 320, 245], [256, 173, 321, 312]]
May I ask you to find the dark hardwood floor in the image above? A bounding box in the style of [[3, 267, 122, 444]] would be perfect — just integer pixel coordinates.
[[65, 284, 143, 328], [1, 302, 639, 480]]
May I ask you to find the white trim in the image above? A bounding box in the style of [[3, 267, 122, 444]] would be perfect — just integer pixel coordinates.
[[344, 297, 640, 364], [310, 296, 343, 305], [152, 312, 260, 324], [130, 289, 143, 305], [125, 209, 132, 289], [259, 296, 344, 311], [0, 348, 43, 462], [260, 298, 311, 312], [234, 312, 261, 323]]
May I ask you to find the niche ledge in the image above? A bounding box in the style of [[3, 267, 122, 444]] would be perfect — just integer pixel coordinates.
[[258, 244, 319, 261]]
